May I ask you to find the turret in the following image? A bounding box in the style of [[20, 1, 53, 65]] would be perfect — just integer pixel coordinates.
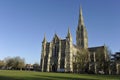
[[42, 33, 47, 43], [66, 27, 72, 42], [41, 33, 47, 72], [65, 27, 73, 72]]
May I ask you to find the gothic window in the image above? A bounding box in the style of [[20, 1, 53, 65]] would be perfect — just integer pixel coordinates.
[[81, 25, 83, 31], [60, 58, 65, 69], [53, 45, 59, 58], [81, 31, 83, 38], [81, 39, 84, 45], [54, 46, 57, 57]]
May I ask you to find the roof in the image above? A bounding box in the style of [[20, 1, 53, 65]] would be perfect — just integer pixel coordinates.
[[88, 46, 105, 50]]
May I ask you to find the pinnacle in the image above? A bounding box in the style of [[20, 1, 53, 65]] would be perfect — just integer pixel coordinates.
[[67, 27, 72, 37], [79, 6, 84, 26], [43, 33, 47, 42]]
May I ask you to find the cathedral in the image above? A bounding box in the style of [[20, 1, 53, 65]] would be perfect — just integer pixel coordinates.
[[40, 8, 109, 74]]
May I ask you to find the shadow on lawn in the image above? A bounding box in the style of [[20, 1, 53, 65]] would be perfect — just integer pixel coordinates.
[[0, 75, 99, 80], [34, 75, 99, 80], [0, 76, 51, 80]]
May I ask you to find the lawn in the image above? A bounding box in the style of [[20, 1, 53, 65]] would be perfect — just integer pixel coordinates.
[[0, 70, 120, 80]]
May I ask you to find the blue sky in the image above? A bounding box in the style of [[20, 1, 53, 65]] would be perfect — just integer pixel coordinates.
[[0, 0, 120, 64]]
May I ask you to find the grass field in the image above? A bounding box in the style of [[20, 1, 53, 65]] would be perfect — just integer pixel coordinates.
[[0, 70, 120, 80]]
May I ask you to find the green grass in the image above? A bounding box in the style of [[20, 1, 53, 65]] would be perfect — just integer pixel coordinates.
[[0, 70, 120, 80]]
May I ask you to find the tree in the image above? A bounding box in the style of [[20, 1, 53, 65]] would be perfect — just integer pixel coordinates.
[[74, 48, 89, 73], [4, 56, 25, 70], [0, 60, 5, 69], [95, 46, 111, 74], [14, 56, 25, 70], [4, 57, 15, 69], [33, 63, 40, 71], [104, 46, 112, 74]]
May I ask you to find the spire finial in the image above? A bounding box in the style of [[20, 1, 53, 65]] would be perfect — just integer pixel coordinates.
[[80, 5, 82, 15], [78, 6, 84, 26]]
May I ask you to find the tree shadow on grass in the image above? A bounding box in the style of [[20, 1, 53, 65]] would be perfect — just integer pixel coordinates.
[[0, 75, 99, 80], [0, 76, 51, 80], [34, 75, 99, 80], [0, 76, 20, 80]]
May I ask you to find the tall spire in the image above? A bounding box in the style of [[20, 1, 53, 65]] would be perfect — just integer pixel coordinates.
[[76, 7, 88, 48], [78, 6, 84, 26]]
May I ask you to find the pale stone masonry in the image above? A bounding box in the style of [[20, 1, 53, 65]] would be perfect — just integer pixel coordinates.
[[40, 7, 109, 73]]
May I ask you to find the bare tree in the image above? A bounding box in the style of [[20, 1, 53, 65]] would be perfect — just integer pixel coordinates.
[[95, 46, 111, 74], [74, 48, 89, 73]]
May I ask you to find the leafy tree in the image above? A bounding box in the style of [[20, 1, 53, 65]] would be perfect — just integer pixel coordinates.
[[4, 57, 15, 69], [4, 56, 25, 70], [14, 56, 25, 70], [33, 63, 40, 71], [0, 60, 5, 69]]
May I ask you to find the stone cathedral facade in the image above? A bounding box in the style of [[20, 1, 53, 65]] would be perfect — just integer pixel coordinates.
[[40, 8, 109, 73]]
